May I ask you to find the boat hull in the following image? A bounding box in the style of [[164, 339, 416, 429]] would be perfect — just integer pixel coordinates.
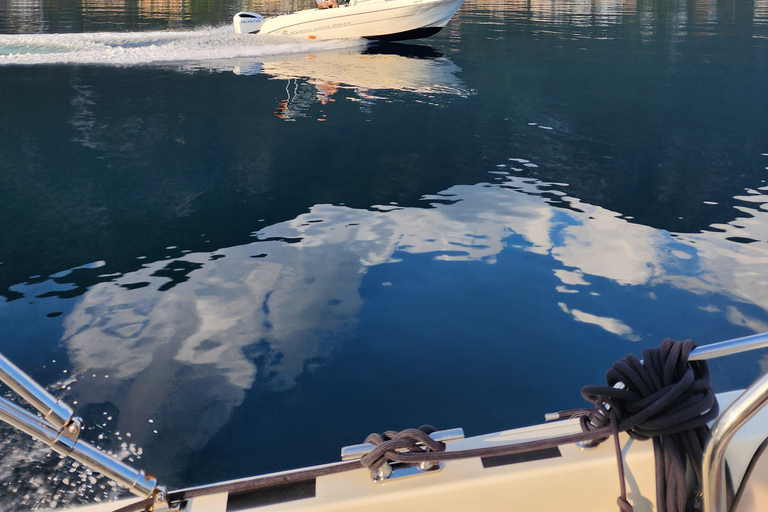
[[257, 0, 464, 41], [364, 25, 442, 41]]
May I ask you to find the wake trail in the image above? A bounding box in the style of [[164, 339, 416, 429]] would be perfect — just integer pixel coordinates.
[[0, 25, 366, 66]]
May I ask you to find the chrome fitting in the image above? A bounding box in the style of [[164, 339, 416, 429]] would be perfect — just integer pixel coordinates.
[[418, 460, 439, 472], [62, 417, 83, 442], [371, 463, 393, 482], [149, 486, 179, 512], [575, 439, 600, 450]]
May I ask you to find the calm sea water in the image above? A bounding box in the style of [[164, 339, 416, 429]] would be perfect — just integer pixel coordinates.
[[1, 0, 768, 508]]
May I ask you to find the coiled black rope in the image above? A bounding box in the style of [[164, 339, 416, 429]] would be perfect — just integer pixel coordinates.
[[571, 338, 719, 512]]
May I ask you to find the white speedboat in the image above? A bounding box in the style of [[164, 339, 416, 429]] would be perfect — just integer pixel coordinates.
[[232, 0, 465, 41], [3, 333, 768, 512]]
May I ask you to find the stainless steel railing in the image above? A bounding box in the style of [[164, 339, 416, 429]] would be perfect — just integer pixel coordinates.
[[679, 332, 768, 512], [689, 332, 768, 362], [702, 370, 768, 512], [0, 353, 159, 499]]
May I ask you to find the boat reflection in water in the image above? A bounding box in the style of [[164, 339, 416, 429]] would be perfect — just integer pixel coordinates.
[[218, 43, 470, 119]]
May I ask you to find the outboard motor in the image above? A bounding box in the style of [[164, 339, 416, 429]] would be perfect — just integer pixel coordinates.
[[234, 11, 265, 34]]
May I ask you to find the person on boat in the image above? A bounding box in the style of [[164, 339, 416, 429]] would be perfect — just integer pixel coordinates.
[[316, 0, 338, 8]]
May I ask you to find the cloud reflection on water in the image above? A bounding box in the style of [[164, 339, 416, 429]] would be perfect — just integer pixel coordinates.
[[59, 169, 768, 479]]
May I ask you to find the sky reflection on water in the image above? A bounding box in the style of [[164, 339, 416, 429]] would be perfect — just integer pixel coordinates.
[[7, 167, 768, 491]]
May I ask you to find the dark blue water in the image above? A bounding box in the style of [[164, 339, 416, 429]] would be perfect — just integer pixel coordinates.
[[1, 0, 768, 508]]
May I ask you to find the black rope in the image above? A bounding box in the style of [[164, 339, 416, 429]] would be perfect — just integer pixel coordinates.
[[574, 338, 719, 512]]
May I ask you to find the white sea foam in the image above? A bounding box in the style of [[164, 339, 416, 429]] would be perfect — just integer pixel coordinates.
[[0, 26, 367, 67]]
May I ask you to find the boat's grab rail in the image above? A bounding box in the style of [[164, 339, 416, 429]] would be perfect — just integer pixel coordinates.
[[686, 331, 768, 512], [0, 352, 75, 431], [690, 331, 768, 362], [0, 353, 160, 501]]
